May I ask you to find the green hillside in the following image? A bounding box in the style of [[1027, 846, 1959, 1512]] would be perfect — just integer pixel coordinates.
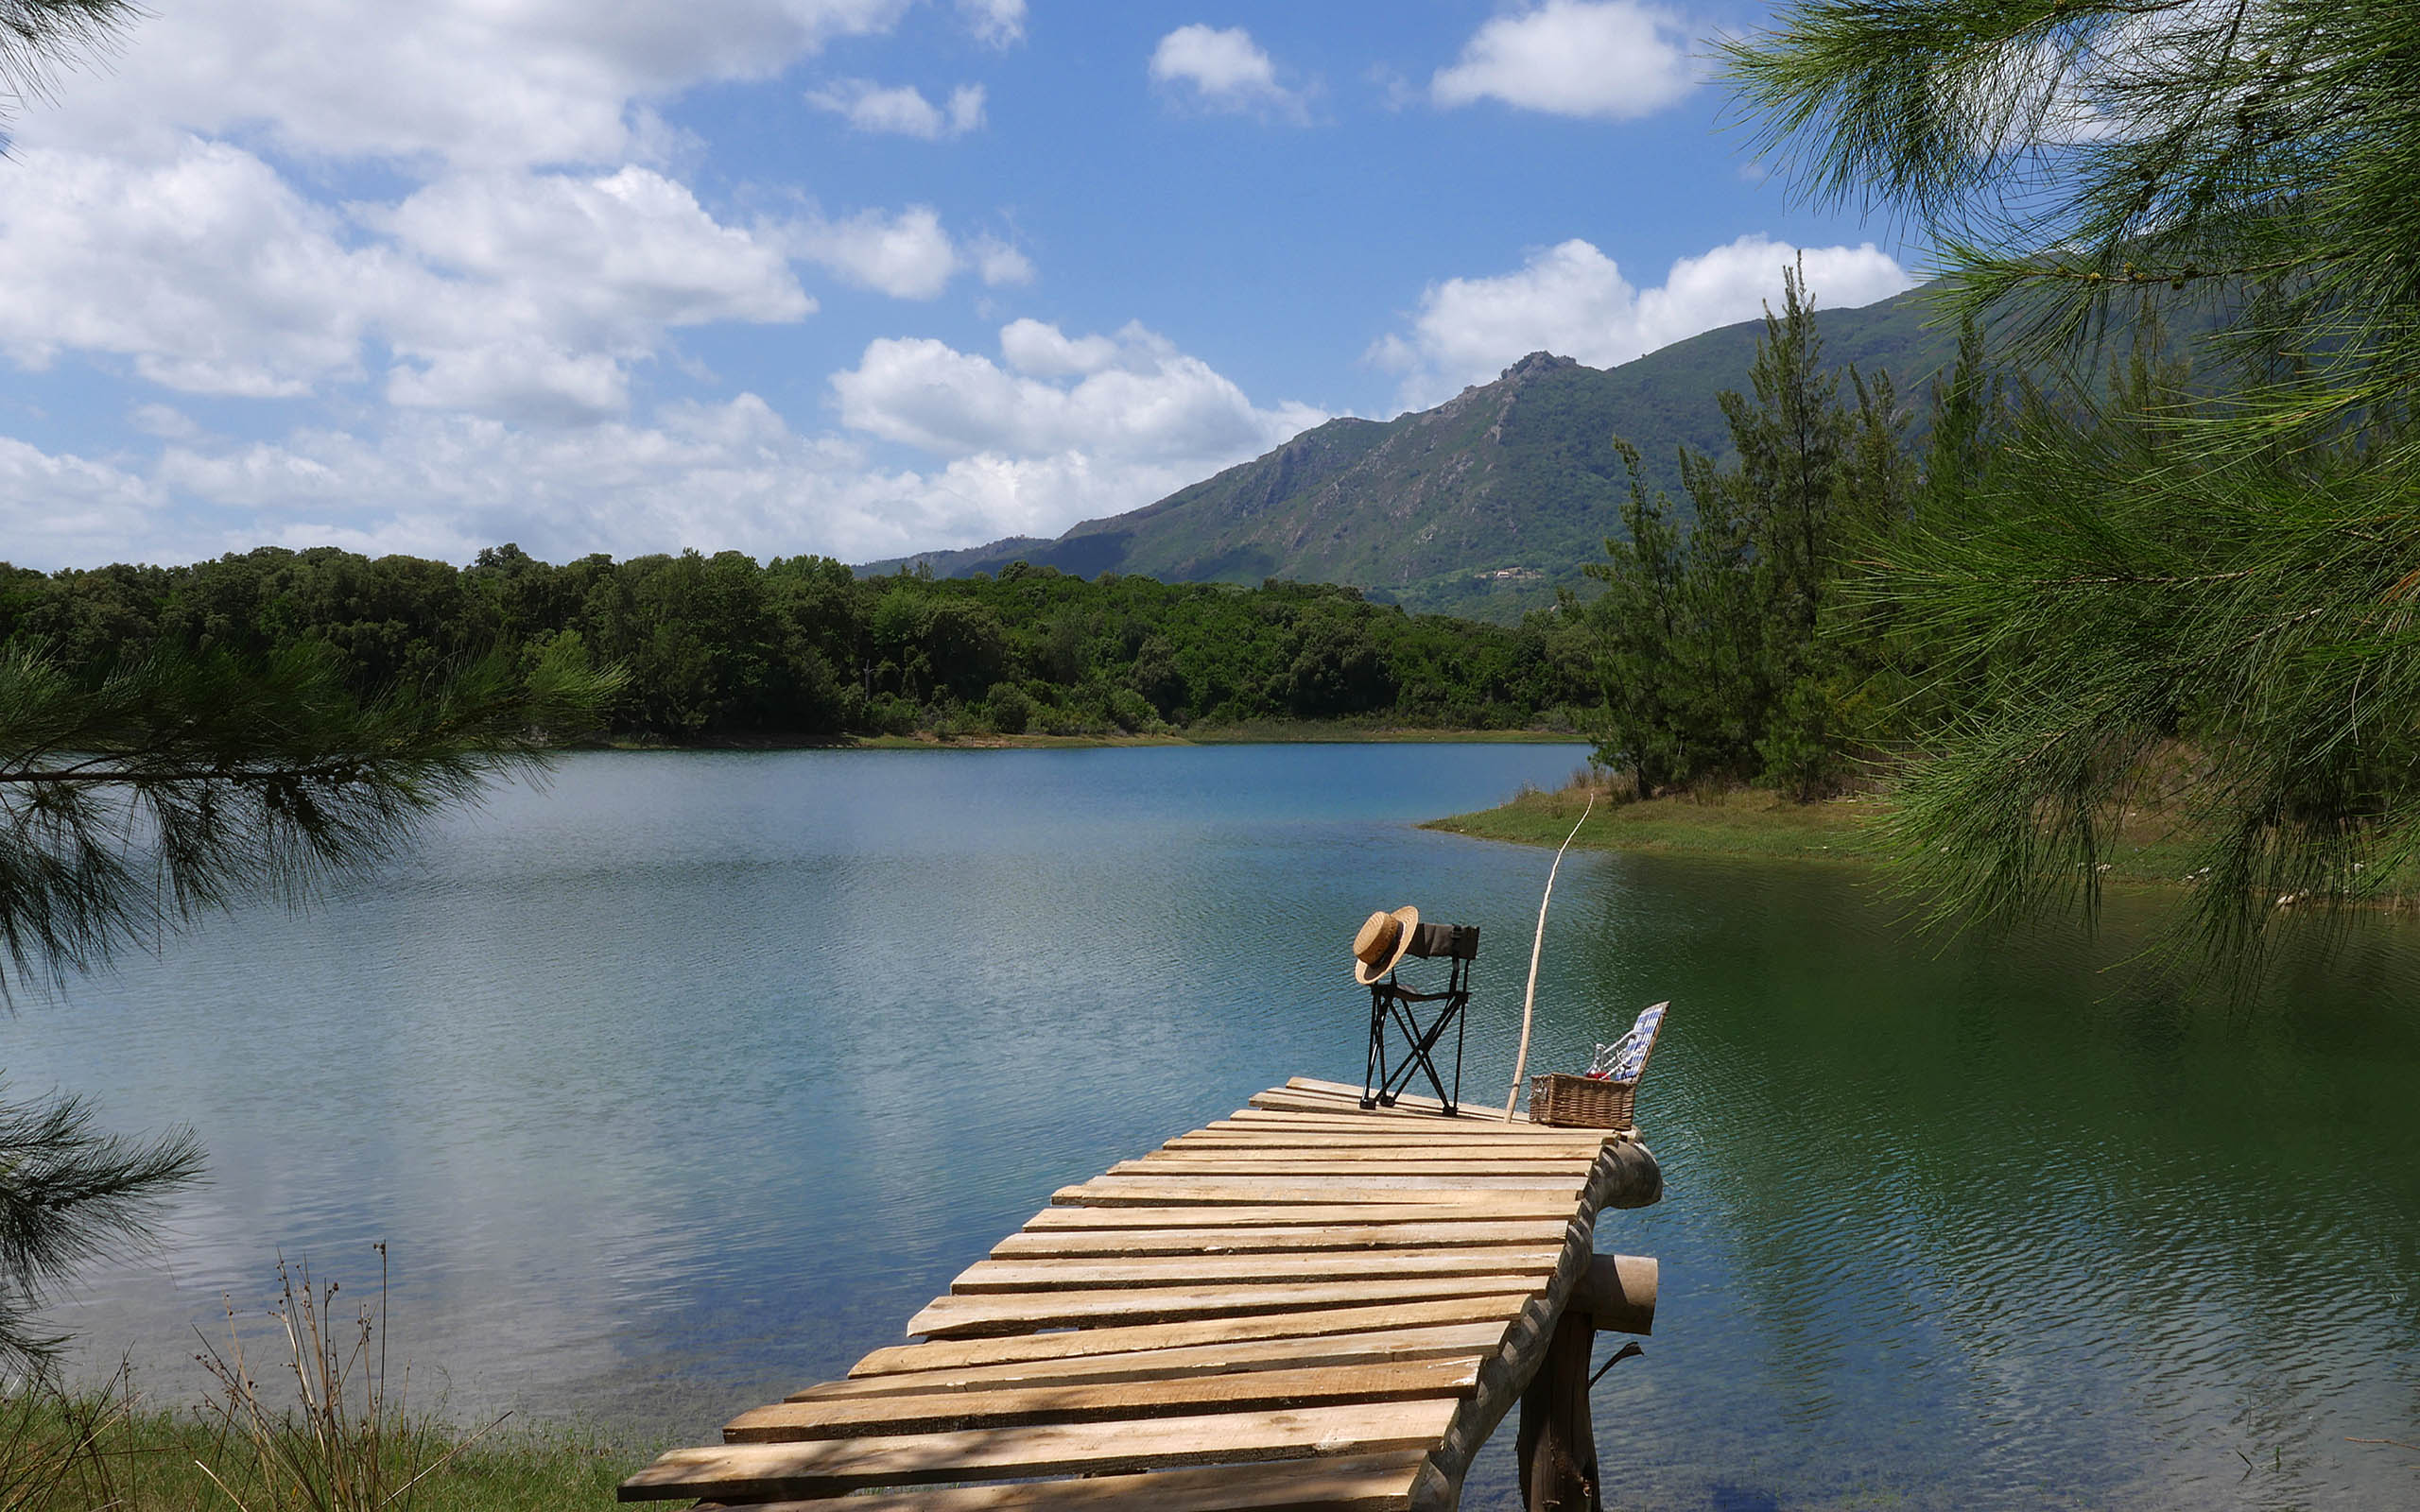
[[866, 285, 1960, 620]]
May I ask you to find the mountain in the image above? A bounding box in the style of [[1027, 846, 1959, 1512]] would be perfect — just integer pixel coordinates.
[[864, 285, 1962, 620]]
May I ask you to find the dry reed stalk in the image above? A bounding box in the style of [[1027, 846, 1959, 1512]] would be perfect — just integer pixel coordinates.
[[192, 1245, 507, 1512]]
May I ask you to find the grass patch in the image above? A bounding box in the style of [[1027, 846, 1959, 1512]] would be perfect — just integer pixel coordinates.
[[0, 1381, 632, 1512], [0, 1252, 650, 1512], [1426, 770, 2207, 885]]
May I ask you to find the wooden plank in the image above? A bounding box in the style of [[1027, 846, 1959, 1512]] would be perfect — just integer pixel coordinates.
[[1247, 1093, 1483, 1120], [1287, 1077, 1479, 1112], [617, 1400, 1461, 1501], [1214, 1104, 1575, 1126], [993, 1219, 1572, 1258], [1023, 1201, 1577, 1228], [1055, 1177, 1583, 1206], [1216, 1105, 1530, 1124], [1115, 1157, 1597, 1177], [907, 1273, 1551, 1338], [1289, 1076, 1456, 1104], [847, 1296, 1529, 1378], [682, 1449, 1429, 1512], [1253, 1086, 1524, 1122], [1169, 1133, 1609, 1155], [726, 1357, 1483, 1441], [949, 1247, 1561, 1293], [795, 1322, 1509, 1399]]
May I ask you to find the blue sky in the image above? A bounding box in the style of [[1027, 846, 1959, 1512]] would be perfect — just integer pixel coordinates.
[[0, 1, 1919, 571]]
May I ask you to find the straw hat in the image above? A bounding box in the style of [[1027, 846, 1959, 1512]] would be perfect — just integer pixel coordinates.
[[1353, 905, 1420, 985]]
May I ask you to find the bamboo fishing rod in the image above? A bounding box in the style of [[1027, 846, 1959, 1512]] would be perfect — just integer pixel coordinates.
[[1503, 793, 1595, 1121]]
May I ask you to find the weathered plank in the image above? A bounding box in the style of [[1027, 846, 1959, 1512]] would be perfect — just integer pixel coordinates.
[[1023, 1201, 1582, 1229], [948, 1247, 1561, 1294], [795, 1321, 1509, 1399], [700, 1449, 1429, 1512], [618, 1400, 1461, 1501], [1057, 1177, 1583, 1208], [993, 1219, 1572, 1258], [846, 1296, 1530, 1378], [1117, 1157, 1598, 1177], [727, 1358, 1482, 1441], [906, 1273, 1551, 1338], [1212, 1103, 1580, 1125], [1166, 1126, 1606, 1151]]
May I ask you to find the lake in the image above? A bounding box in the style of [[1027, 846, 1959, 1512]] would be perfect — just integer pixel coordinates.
[[18, 745, 2420, 1510]]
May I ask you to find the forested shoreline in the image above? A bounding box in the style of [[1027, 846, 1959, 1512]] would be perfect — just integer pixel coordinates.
[[0, 549, 1593, 744]]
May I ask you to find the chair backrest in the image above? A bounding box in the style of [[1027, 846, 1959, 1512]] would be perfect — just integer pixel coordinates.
[[1603, 1001, 1668, 1086], [1405, 922, 1478, 961]]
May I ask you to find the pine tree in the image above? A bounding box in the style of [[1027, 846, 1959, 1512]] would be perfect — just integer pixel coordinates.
[[1725, 1, 2420, 962]]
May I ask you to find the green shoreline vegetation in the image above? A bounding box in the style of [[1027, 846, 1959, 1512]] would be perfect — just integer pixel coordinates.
[[1425, 770, 2209, 889]]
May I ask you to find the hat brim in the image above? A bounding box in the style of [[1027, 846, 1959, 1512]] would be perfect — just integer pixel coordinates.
[[1354, 904, 1421, 985]]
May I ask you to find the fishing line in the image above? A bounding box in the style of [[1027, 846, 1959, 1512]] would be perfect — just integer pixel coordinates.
[[1502, 792, 1595, 1120]]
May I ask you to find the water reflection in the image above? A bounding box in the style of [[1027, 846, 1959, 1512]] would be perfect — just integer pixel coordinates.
[[10, 747, 2416, 1510]]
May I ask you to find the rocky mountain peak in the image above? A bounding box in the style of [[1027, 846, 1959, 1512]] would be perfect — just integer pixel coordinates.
[[1499, 351, 1581, 383]]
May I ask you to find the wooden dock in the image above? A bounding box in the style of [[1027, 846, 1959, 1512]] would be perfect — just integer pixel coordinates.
[[618, 1076, 1664, 1511]]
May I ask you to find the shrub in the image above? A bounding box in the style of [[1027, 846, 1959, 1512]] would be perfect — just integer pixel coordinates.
[[986, 682, 1032, 734]]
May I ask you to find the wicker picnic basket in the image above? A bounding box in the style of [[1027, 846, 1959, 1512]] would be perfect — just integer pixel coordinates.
[[1529, 1073, 1634, 1128], [1527, 1000, 1668, 1128]]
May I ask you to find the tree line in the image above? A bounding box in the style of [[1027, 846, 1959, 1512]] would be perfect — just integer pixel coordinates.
[[0, 548, 1595, 743]]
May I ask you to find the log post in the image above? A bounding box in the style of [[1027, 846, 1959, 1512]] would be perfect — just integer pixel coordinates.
[[1514, 1309, 1599, 1512], [1573, 1252, 1657, 1335]]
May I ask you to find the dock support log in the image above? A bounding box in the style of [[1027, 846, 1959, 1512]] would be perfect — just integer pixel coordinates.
[[1513, 1253, 1653, 1512], [1516, 1309, 1599, 1512]]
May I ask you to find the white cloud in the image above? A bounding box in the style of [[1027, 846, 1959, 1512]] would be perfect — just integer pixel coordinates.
[[20, 0, 923, 170], [1374, 233, 1914, 409], [2, 321, 1325, 572], [788, 205, 1030, 299], [1432, 1, 1696, 121], [970, 236, 1038, 288], [834, 319, 1323, 465], [0, 437, 173, 567], [1150, 25, 1308, 120], [0, 142, 813, 422], [959, 0, 1026, 47], [789, 206, 963, 301], [806, 79, 986, 139], [0, 142, 387, 397], [999, 319, 1120, 377]]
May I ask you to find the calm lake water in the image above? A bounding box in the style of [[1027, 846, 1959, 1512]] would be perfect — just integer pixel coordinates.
[[18, 746, 2420, 1511]]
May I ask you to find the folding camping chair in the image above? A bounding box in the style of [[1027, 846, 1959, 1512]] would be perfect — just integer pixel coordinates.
[[1361, 921, 1479, 1115]]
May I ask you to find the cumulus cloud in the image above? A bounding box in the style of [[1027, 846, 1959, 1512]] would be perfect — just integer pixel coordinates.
[[0, 436, 167, 566], [19, 0, 920, 169], [1150, 25, 1308, 120], [0, 142, 386, 397], [1372, 234, 1914, 409], [0, 142, 813, 421], [835, 319, 1323, 464], [806, 79, 986, 139], [1, 318, 1324, 572], [787, 205, 1015, 301], [959, 0, 1027, 47], [998, 319, 1120, 378], [1432, 0, 1696, 121]]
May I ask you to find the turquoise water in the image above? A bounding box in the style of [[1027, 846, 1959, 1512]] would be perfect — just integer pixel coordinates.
[[15, 746, 2420, 1510]]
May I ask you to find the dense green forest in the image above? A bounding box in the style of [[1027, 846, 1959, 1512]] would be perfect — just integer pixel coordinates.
[[0, 549, 1592, 743]]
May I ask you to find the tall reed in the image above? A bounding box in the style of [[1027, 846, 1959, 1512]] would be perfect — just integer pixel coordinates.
[[191, 1246, 506, 1512]]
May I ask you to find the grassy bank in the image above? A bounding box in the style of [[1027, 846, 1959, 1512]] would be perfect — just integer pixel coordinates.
[[1426, 772, 2203, 885], [612, 723, 1585, 751], [0, 1388, 637, 1512]]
